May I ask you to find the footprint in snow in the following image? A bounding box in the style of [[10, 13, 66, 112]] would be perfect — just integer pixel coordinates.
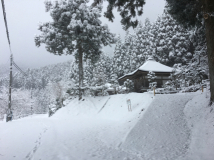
[[25, 129, 47, 160]]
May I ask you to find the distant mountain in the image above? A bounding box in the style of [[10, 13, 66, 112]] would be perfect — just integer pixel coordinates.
[[9, 59, 75, 89]]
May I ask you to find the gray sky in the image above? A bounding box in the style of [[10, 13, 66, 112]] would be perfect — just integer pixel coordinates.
[[0, 0, 165, 68]]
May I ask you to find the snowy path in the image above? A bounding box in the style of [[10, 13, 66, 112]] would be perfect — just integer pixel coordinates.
[[122, 94, 195, 160], [0, 115, 51, 160], [0, 115, 142, 160], [0, 93, 152, 160], [1, 92, 208, 160], [31, 118, 141, 160]]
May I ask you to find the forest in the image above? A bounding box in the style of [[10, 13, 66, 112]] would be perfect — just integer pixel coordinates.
[[0, 6, 209, 120]]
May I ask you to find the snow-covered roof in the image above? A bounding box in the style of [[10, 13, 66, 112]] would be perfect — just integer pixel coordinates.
[[138, 57, 173, 72], [119, 57, 173, 80]]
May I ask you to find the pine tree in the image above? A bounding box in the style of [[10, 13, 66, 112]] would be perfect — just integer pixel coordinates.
[[133, 19, 153, 67], [35, 0, 116, 100], [151, 9, 192, 66], [124, 31, 136, 71], [92, 0, 145, 29], [166, 0, 214, 103], [112, 35, 125, 78]]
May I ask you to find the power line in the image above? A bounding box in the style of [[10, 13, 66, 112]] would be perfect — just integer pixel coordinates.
[[1, 0, 29, 122], [13, 62, 23, 73], [1, 0, 27, 78], [1, 0, 11, 51], [1, 0, 27, 76], [12, 72, 19, 80], [13, 61, 27, 76], [1, 0, 14, 122]]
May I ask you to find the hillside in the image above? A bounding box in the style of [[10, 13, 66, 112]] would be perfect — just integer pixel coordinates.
[[0, 91, 213, 160]]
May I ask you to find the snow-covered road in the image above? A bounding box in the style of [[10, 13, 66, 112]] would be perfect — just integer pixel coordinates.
[[1, 92, 213, 160], [0, 93, 153, 160], [122, 94, 195, 160]]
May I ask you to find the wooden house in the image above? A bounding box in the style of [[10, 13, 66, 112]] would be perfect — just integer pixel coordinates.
[[118, 57, 174, 92]]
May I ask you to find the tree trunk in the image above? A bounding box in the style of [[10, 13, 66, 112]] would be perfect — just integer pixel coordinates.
[[78, 44, 83, 100], [203, 0, 214, 104]]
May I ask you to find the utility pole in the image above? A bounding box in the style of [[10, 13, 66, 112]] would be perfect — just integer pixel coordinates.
[[31, 87, 33, 115], [6, 54, 13, 122]]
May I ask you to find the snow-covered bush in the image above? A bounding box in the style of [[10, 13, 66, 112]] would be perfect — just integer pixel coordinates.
[[162, 58, 208, 93], [0, 86, 8, 120], [164, 81, 173, 90], [97, 87, 109, 96], [163, 81, 178, 93], [11, 89, 33, 119], [180, 85, 202, 93], [66, 87, 79, 97], [149, 82, 157, 90], [110, 74, 120, 94], [123, 79, 134, 93], [147, 71, 157, 83], [0, 88, 33, 120], [169, 68, 181, 90], [33, 88, 50, 114], [180, 79, 210, 93]]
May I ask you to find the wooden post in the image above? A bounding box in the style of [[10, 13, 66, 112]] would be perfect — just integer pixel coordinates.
[[127, 99, 132, 112], [206, 83, 208, 98], [154, 87, 155, 96], [202, 85, 203, 93]]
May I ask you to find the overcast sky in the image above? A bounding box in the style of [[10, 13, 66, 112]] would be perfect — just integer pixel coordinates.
[[0, 0, 165, 69]]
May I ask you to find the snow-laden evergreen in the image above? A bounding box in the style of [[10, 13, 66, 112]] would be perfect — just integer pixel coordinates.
[[0, 5, 209, 120], [111, 8, 208, 88], [152, 9, 192, 66], [0, 1, 213, 159], [35, 0, 116, 99]]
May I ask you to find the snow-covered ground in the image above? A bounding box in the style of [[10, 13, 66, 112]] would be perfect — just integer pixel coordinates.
[[0, 91, 214, 160]]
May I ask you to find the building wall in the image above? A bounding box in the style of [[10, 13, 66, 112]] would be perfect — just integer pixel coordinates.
[[133, 73, 171, 92], [119, 71, 171, 93]]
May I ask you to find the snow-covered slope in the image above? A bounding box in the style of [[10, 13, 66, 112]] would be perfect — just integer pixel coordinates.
[[122, 93, 195, 160], [184, 92, 214, 160], [0, 92, 213, 160], [0, 93, 153, 160]]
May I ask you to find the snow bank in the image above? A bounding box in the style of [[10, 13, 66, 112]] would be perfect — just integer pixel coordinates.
[[184, 90, 214, 160], [121, 93, 196, 159], [97, 93, 153, 121], [0, 91, 213, 160]]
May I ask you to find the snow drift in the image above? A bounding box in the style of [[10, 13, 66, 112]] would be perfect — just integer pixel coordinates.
[[0, 91, 213, 160]]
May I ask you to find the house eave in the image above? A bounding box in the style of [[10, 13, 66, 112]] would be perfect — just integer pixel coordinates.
[[118, 69, 172, 81]]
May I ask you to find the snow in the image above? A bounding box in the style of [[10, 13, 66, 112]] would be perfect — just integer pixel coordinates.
[[0, 91, 214, 160], [184, 92, 214, 160], [119, 57, 173, 80], [138, 57, 173, 73], [122, 93, 195, 159]]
